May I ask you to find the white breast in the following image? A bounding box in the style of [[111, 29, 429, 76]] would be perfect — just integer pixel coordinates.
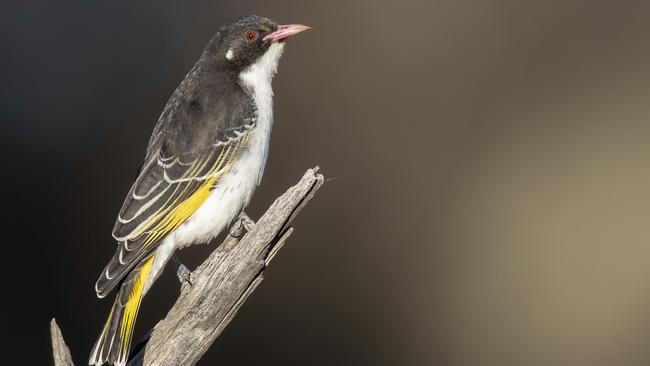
[[171, 42, 285, 249]]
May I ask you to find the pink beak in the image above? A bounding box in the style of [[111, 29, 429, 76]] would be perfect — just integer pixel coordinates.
[[263, 24, 311, 42]]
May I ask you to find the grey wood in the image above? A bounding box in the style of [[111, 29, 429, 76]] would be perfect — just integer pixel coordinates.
[[50, 167, 324, 366], [50, 319, 74, 366]]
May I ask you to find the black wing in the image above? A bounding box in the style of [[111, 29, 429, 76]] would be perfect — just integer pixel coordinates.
[[95, 61, 257, 297]]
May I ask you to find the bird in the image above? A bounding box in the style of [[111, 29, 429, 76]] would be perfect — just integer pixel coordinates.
[[88, 15, 310, 366]]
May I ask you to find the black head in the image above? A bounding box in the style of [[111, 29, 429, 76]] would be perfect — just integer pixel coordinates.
[[206, 15, 310, 70]]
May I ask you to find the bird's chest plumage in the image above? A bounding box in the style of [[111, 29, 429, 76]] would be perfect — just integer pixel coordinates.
[[169, 41, 282, 249], [172, 113, 271, 248]]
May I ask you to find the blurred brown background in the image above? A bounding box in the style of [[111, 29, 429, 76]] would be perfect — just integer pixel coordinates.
[[3, 0, 650, 365]]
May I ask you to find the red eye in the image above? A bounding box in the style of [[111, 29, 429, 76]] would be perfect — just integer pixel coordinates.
[[245, 31, 258, 42]]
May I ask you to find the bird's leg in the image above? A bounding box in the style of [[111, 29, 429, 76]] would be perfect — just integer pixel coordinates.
[[172, 254, 192, 287], [229, 211, 256, 238]]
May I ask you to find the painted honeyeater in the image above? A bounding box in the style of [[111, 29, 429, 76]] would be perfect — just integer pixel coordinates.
[[88, 15, 310, 366]]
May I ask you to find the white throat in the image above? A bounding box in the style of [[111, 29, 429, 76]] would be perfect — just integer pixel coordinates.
[[237, 41, 285, 186], [239, 42, 285, 106], [170, 43, 286, 251], [238, 41, 284, 175]]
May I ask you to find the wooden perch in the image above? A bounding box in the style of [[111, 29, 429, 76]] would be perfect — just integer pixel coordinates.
[[51, 319, 74, 366], [51, 167, 324, 366]]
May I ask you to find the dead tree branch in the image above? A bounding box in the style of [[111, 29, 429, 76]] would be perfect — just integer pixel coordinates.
[[50, 167, 324, 366]]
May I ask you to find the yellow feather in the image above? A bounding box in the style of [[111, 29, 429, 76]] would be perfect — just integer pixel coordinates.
[[127, 129, 251, 249], [100, 129, 253, 362], [128, 159, 205, 240], [119, 254, 155, 357]]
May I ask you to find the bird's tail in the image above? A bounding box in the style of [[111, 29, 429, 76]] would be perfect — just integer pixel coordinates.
[[89, 253, 156, 366]]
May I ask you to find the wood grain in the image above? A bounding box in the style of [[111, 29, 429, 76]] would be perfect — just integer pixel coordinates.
[[51, 167, 324, 366]]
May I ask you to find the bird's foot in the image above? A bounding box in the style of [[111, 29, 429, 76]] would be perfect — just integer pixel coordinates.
[[172, 255, 193, 287], [229, 211, 256, 238]]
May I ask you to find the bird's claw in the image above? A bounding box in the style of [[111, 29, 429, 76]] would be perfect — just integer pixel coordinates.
[[173, 255, 193, 287], [229, 211, 256, 238]]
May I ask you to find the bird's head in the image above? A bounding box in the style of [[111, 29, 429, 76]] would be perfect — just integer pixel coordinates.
[[211, 15, 310, 72]]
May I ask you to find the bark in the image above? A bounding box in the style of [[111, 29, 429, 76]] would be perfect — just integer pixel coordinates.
[[50, 167, 324, 366]]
